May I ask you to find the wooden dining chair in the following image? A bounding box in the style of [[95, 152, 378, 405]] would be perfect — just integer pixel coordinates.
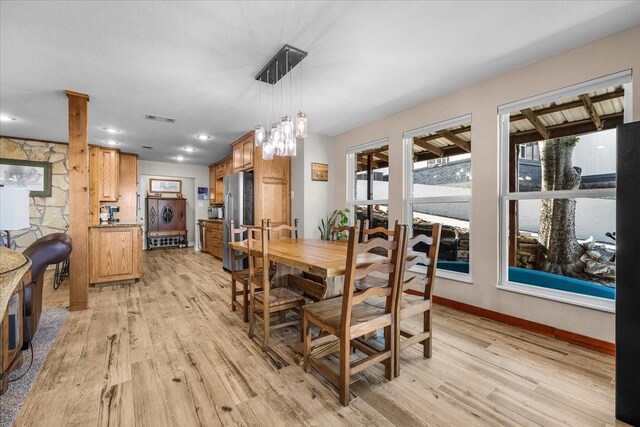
[[362, 219, 398, 242], [302, 223, 408, 406], [391, 224, 441, 377], [355, 219, 399, 287], [248, 225, 305, 351], [330, 219, 360, 241], [228, 220, 258, 322], [265, 218, 298, 240]]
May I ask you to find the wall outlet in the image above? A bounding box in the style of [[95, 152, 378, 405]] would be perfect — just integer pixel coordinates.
[[291, 191, 295, 199]]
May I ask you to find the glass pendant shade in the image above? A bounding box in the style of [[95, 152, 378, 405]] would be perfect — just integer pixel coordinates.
[[254, 125, 265, 146], [281, 116, 293, 139], [295, 112, 307, 138], [285, 134, 296, 156], [271, 123, 280, 145], [262, 131, 274, 160]]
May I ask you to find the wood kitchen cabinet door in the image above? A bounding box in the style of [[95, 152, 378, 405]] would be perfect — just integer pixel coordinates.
[[99, 148, 119, 201], [253, 145, 290, 238], [242, 137, 253, 170], [89, 227, 142, 283], [208, 164, 216, 206], [118, 153, 138, 221], [233, 143, 243, 171]]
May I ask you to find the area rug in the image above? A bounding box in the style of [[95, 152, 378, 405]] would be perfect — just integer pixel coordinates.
[[0, 308, 68, 427]]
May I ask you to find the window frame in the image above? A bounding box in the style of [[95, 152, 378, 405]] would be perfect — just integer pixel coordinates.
[[404, 114, 473, 284], [498, 70, 633, 313], [346, 138, 390, 225]]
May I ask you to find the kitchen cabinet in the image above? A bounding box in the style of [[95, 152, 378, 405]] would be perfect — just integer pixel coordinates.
[[232, 132, 254, 172], [118, 153, 138, 221], [254, 144, 291, 236], [202, 220, 223, 259], [98, 148, 119, 201], [89, 147, 137, 223], [210, 155, 232, 205], [208, 164, 216, 205], [89, 225, 142, 284]]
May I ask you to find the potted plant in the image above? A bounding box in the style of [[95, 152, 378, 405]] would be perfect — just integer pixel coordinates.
[[318, 208, 350, 240]]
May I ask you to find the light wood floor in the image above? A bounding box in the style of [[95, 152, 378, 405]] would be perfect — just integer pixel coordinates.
[[13, 248, 623, 426]]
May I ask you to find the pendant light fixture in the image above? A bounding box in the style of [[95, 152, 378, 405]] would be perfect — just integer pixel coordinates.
[[254, 45, 308, 159]]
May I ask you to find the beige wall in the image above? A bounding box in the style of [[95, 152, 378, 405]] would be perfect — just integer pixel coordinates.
[[0, 137, 69, 251], [333, 25, 640, 342]]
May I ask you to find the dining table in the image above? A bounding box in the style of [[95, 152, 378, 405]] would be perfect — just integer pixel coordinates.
[[228, 238, 387, 300]]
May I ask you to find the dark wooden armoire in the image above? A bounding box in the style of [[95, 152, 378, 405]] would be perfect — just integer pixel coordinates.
[[146, 197, 187, 249], [616, 121, 640, 425]]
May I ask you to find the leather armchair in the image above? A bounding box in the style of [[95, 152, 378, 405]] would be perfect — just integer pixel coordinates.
[[22, 233, 72, 347]]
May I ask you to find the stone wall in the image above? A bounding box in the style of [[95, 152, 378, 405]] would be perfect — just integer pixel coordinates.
[[0, 137, 69, 251]]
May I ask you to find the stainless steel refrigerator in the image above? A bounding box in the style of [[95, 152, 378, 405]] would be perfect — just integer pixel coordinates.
[[223, 171, 254, 271]]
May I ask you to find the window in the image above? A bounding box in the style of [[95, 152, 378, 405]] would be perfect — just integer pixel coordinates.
[[404, 114, 472, 281], [499, 70, 632, 312], [347, 139, 389, 231]]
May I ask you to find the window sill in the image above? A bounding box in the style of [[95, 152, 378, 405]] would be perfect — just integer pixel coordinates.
[[497, 281, 615, 313]]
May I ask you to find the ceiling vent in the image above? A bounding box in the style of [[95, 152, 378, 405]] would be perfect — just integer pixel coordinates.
[[145, 114, 176, 124], [142, 145, 153, 150]]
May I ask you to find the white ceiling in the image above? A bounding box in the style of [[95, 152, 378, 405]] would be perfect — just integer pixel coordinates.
[[1, 1, 639, 166]]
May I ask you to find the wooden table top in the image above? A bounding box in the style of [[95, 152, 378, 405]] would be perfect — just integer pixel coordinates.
[[1, 247, 31, 313], [228, 238, 386, 278]]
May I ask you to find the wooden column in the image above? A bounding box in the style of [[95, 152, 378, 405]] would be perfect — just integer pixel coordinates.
[[66, 90, 90, 311]]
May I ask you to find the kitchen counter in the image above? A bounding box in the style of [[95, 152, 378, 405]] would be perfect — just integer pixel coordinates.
[[89, 221, 143, 228], [199, 218, 223, 222], [89, 225, 142, 284], [0, 247, 31, 319]]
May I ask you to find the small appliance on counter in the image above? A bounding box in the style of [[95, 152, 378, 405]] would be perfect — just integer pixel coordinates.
[[208, 206, 223, 219], [100, 205, 120, 223]]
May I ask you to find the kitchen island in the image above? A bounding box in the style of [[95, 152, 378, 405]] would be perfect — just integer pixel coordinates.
[[89, 222, 143, 284]]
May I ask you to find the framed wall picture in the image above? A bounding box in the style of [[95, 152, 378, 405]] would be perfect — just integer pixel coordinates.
[[149, 178, 182, 194], [0, 159, 52, 197], [311, 162, 329, 182], [197, 187, 208, 200]]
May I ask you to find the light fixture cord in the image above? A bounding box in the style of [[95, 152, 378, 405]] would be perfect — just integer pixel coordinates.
[[258, 79, 262, 125], [289, 57, 293, 115]]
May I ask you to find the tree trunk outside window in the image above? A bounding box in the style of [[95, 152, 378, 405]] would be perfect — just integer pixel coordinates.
[[536, 136, 585, 275]]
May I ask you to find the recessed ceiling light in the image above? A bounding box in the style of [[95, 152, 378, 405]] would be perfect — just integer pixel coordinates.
[[596, 145, 606, 149], [176, 156, 186, 161], [105, 140, 120, 146], [184, 147, 196, 152], [0, 114, 17, 122], [102, 127, 120, 134], [196, 134, 211, 141]]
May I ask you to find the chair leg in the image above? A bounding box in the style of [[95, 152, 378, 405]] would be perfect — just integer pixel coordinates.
[[339, 337, 351, 406], [384, 324, 394, 381], [424, 309, 432, 358], [298, 307, 304, 342], [394, 317, 401, 378], [242, 281, 249, 323], [302, 314, 311, 373], [262, 305, 271, 351], [248, 298, 256, 338], [231, 278, 237, 312]]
